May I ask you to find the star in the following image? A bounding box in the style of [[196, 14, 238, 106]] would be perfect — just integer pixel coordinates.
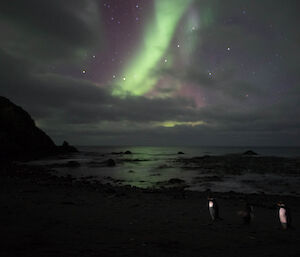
[[227, 47, 231, 51], [82, 70, 86, 74]]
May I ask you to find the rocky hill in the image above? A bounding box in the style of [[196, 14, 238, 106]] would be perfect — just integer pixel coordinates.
[[0, 96, 77, 161]]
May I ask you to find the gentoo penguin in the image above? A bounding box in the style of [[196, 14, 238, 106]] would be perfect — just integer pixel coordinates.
[[277, 202, 291, 230], [208, 197, 221, 221], [238, 201, 254, 225]]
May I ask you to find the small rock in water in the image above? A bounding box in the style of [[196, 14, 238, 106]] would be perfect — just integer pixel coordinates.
[[177, 151, 184, 155], [243, 150, 258, 156], [168, 178, 186, 184], [124, 150, 132, 154], [158, 164, 172, 169], [106, 159, 116, 167]]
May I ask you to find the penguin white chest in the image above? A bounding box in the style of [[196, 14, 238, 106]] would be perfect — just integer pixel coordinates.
[[279, 208, 287, 223], [209, 201, 214, 208]]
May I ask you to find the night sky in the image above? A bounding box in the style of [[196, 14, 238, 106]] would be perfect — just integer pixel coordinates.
[[1, 0, 299, 146]]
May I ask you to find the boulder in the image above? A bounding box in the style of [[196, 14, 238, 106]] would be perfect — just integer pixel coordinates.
[[106, 159, 116, 167], [124, 150, 132, 154], [177, 151, 184, 155]]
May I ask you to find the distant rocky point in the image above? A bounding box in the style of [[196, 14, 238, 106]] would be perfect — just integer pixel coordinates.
[[242, 150, 258, 156], [0, 96, 77, 161], [57, 141, 78, 154]]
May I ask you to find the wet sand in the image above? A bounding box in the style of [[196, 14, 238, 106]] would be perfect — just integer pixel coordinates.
[[1, 164, 299, 257]]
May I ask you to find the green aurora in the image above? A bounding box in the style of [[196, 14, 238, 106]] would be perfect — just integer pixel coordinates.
[[113, 0, 192, 96]]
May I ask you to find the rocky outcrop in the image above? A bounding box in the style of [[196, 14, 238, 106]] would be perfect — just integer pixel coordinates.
[[57, 141, 78, 153], [0, 96, 77, 161]]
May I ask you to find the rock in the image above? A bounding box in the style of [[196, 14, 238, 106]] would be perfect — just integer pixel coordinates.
[[106, 159, 116, 167], [158, 164, 172, 169], [177, 151, 184, 155], [243, 150, 258, 156], [122, 159, 148, 162], [168, 178, 186, 184], [0, 96, 57, 161], [87, 161, 102, 167], [111, 151, 132, 155], [57, 141, 78, 153]]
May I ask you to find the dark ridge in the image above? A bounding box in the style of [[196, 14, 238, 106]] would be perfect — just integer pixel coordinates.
[[0, 96, 77, 162]]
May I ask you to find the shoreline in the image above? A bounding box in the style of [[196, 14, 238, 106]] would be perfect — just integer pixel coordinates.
[[24, 151, 300, 196]]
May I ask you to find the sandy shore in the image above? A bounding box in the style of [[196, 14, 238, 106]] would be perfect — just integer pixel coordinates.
[[1, 163, 299, 257]]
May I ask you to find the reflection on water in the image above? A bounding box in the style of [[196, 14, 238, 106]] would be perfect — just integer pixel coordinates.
[[30, 146, 300, 195]]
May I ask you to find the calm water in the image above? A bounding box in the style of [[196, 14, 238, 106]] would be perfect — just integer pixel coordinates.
[[32, 146, 300, 195]]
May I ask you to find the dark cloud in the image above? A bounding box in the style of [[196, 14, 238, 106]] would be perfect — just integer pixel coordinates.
[[0, 0, 102, 61]]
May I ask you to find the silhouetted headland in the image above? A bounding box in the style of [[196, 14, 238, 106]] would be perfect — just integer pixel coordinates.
[[0, 96, 77, 162]]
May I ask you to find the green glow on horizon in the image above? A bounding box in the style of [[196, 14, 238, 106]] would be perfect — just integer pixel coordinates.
[[155, 120, 207, 128], [113, 0, 191, 96]]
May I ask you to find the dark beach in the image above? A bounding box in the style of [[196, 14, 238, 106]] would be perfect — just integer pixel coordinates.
[[1, 162, 299, 257]]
